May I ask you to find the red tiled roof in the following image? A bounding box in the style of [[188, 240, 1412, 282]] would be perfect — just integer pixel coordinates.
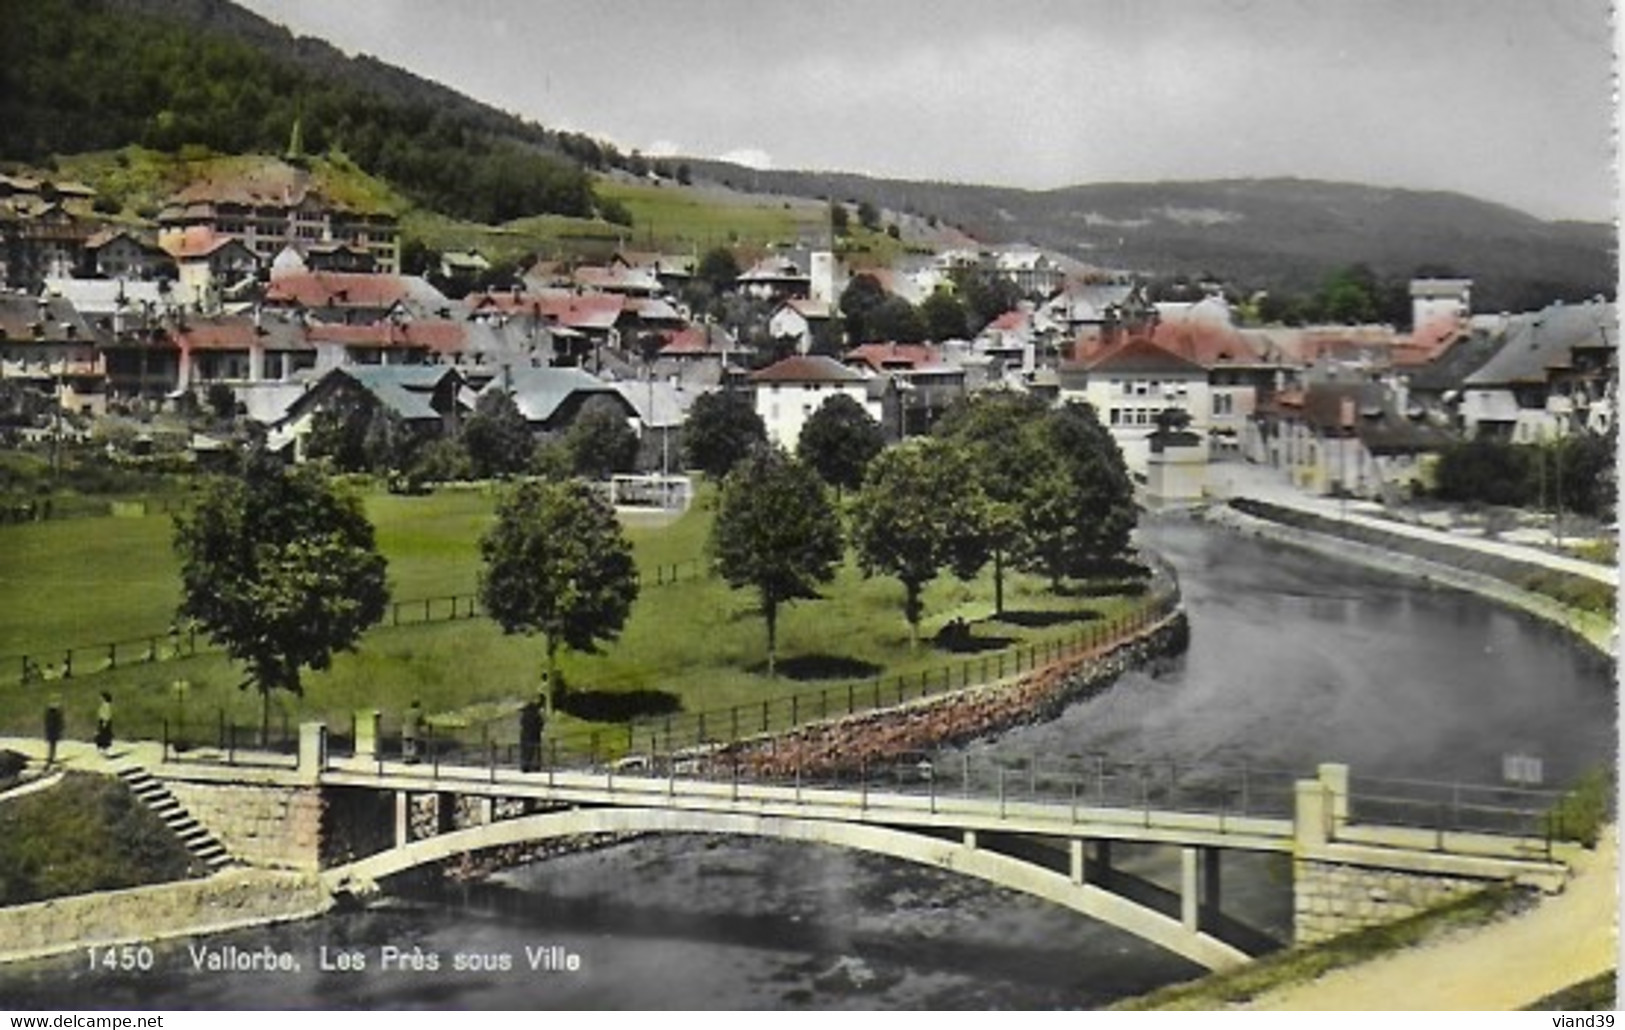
[[304, 320, 466, 355], [749, 355, 866, 384], [160, 228, 243, 260], [1146, 321, 1265, 367], [171, 319, 261, 352], [844, 342, 941, 372], [1079, 336, 1206, 376], [987, 310, 1027, 332], [265, 272, 412, 309], [658, 326, 729, 356]]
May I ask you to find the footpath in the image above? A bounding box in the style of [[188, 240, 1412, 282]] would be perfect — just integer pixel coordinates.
[[1206, 463, 1616, 585], [1243, 826, 1617, 1010], [1201, 462, 1618, 1010]]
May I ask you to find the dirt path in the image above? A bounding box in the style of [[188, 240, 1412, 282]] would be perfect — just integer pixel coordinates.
[[1244, 826, 1618, 1010]]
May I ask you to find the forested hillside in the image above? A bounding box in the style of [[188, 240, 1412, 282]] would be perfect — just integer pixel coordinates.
[[0, 0, 595, 223]]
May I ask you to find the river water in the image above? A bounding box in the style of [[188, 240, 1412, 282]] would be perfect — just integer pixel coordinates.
[[1, 517, 1614, 1009]]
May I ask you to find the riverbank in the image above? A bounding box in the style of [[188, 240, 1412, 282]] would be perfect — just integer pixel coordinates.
[[1128, 497, 1617, 1010], [0, 867, 332, 965], [1197, 501, 1615, 657]]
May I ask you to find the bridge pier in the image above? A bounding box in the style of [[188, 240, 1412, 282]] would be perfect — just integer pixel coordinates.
[[1179, 846, 1222, 932]]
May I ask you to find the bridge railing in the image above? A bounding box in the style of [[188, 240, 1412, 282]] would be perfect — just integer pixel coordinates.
[[1347, 773, 1568, 842], [388, 737, 1304, 827]]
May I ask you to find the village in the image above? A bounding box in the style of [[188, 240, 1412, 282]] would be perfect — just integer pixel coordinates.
[[0, 158, 1613, 512]]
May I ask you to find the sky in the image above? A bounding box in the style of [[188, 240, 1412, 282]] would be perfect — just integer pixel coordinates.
[[233, 0, 1618, 222]]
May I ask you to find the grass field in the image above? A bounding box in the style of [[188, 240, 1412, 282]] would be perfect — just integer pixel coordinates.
[[0, 482, 1143, 752]]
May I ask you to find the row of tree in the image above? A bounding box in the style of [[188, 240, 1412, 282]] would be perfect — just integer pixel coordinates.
[[706, 392, 1138, 672]]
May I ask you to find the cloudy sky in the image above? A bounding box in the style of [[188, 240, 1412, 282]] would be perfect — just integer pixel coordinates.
[[236, 0, 1616, 222]]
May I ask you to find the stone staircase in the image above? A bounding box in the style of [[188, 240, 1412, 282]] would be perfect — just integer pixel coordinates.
[[114, 764, 234, 871]]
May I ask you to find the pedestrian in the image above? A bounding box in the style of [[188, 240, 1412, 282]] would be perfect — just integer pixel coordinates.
[[44, 696, 63, 767], [519, 695, 542, 772], [94, 691, 113, 753], [403, 699, 423, 764]]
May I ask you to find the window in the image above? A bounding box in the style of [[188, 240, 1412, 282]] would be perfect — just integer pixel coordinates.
[[1110, 408, 1121, 425]]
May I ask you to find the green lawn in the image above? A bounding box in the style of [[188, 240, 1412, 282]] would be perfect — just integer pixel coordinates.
[[0, 481, 1146, 753]]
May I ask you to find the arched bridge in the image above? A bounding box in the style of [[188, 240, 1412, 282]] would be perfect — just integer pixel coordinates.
[[146, 724, 1576, 973]]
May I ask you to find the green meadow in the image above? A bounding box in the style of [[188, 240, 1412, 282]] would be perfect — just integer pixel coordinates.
[[0, 482, 1143, 754]]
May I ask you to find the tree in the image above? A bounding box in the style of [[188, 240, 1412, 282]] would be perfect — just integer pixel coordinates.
[[462, 388, 534, 479], [955, 269, 1023, 332], [865, 296, 928, 344], [1017, 403, 1136, 587], [935, 391, 1051, 615], [709, 449, 844, 676], [830, 201, 850, 236], [172, 450, 389, 741], [850, 439, 987, 646], [797, 393, 885, 497], [856, 200, 881, 232], [695, 247, 741, 295], [564, 399, 640, 480], [683, 390, 767, 479], [920, 290, 969, 342], [478, 479, 640, 713], [839, 273, 888, 343]]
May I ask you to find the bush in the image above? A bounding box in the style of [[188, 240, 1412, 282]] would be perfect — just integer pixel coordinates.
[[1545, 767, 1612, 848]]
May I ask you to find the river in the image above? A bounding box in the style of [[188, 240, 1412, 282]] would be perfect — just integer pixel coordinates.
[[1, 517, 1614, 1009]]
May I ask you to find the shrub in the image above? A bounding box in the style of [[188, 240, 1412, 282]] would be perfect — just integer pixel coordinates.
[[1545, 767, 1613, 848]]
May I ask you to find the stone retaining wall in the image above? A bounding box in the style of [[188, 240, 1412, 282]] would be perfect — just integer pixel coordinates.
[[164, 780, 324, 871], [0, 869, 331, 964], [1293, 858, 1485, 945], [713, 613, 1189, 778]]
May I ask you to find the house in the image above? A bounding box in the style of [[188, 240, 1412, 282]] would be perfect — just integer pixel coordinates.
[[1047, 279, 1152, 349], [843, 342, 965, 437], [157, 162, 400, 274], [768, 298, 833, 354], [482, 365, 637, 435], [1458, 299, 1616, 442], [0, 176, 99, 290], [0, 293, 105, 414], [264, 271, 453, 324], [271, 365, 465, 460], [82, 229, 176, 281], [1410, 278, 1473, 351], [990, 245, 1066, 297], [159, 229, 260, 313], [736, 254, 812, 302], [1057, 336, 1210, 474], [748, 354, 872, 449], [1253, 379, 1455, 499], [609, 377, 698, 474]]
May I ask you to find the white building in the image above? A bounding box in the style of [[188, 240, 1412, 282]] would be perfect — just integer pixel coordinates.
[[1057, 337, 1212, 474], [748, 354, 872, 449]]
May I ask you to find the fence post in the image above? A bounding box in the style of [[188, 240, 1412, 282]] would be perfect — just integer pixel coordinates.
[[861, 759, 868, 811], [228, 723, 235, 765], [761, 700, 769, 734], [848, 683, 856, 715], [963, 753, 970, 799], [998, 768, 1006, 817], [791, 696, 798, 726]]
